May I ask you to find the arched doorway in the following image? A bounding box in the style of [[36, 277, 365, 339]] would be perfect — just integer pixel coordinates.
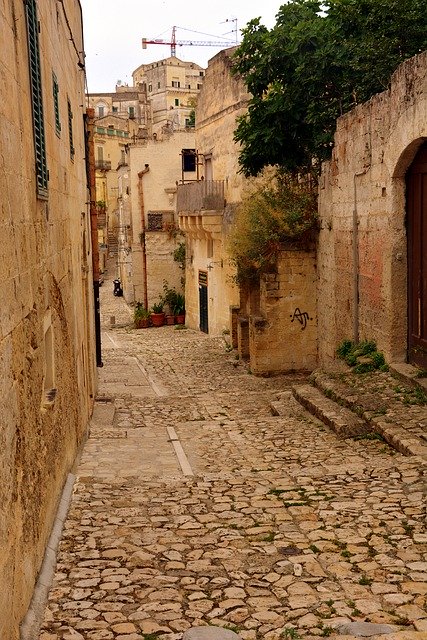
[[407, 142, 427, 368]]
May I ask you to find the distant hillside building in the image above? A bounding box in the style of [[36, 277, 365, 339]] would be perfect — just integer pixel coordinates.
[[132, 56, 204, 134]]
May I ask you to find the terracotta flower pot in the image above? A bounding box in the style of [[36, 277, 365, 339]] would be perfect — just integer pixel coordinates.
[[150, 312, 165, 327], [135, 317, 150, 328], [166, 314, 175, 325], [175, 313, 185, 325]]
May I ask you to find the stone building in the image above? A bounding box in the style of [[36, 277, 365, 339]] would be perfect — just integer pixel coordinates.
[[0, 1, 97, 637], [132, 56, 204, 135], [87, 88, 144, 271], [177, 49, 317, 374], [87, 57, 203, 284], [178, 48, 244, 337], [318, 51, 427, 370], [119, 130, 196, 306]]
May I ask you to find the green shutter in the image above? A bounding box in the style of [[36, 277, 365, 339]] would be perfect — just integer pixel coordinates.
[[67, 98, 75, 159], [25, 0, 48, 198], [53, 72, 61, 136]]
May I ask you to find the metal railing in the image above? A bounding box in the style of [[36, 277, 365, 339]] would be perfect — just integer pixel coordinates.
[[177, 180, 225, 213], [95, 160, 111, 171]]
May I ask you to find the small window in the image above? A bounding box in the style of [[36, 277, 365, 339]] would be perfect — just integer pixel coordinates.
[[129, 106, 135, 118], [98, 105, 104, 117], [182, 149, 196, 172], [197, 84, 202, 90], [157, 81, 161, 89], [199, 71, 204, 77], [172, 80, 180, 88], [148, 83, 152, 92], [67, 98, 75, 160], [147, 212, 163, 231], [174, 98, 179, 107], [25, 0, 48, 198], [187, 84, 191, 89], [112, 106, 118, 113]]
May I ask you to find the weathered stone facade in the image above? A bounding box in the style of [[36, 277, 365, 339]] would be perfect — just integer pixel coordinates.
[[318, 51, 427, 368], [132, 56, 203, 135], [249, 250, 318, 375], [126, 130, 196, 307], [178, 48, 246, 335], [0, 1, 96, 637]]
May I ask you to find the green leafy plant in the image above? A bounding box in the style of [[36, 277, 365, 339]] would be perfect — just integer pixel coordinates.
[[336, 339, 388, 373], [232, 0, 427, 176], [173, 292, 185, 316], [134, 302, 150, 322], [229, 166, 318, 284], [173, 242, 186, 269], [151, 301, 164, 314], [282, 628, 300, 640]]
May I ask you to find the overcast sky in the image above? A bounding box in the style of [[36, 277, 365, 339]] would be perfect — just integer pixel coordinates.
[[79, 0, 283, 93]]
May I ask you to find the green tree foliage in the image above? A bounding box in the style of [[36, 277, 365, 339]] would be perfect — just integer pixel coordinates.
[[233, 0, 427, 176]]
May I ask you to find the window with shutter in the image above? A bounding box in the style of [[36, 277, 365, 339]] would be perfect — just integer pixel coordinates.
[[67, 97, 75, 160], [24, 0, 48, 198], [52, 72, 61, 136]]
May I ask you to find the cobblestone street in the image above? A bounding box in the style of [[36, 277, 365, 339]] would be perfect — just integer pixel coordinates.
[[39, 279, 427, 640]]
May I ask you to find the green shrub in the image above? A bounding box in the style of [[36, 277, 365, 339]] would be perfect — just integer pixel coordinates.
[[336, 339, 388, 374]]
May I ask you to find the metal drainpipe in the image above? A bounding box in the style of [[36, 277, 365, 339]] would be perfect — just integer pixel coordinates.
[[352, 168, 369, 344], [138, 165, 150, 310]]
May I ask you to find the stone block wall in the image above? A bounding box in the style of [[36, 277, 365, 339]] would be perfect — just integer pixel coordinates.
[[0, 2, 97, 637], [249, 250, 317, 375], [318, 52, 427, 367]]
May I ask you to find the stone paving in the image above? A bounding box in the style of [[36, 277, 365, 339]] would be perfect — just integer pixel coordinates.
[[39, 278, 427, 640]]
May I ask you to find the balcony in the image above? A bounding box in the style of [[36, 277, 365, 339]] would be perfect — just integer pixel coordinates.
[[95, 160, 111, 171], [177, 180, 225, 213]]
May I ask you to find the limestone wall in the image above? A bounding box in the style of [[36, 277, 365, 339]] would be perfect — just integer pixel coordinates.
[[250, 250, 318, 375], [196, 48, 250, 203], [129, 131, 195, 307], [179, 49, 246, 335], [0, 1, 96, 637], [318, 52, 427, 367]]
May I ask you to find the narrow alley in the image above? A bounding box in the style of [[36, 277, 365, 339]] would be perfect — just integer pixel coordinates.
[[38, 273, 426, 640]]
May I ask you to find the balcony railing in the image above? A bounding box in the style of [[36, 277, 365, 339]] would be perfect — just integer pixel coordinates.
[[95, 160, 111, 171], [177, 180, 225, 213]]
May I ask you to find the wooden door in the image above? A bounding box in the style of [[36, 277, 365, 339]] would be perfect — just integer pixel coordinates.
[[407, 142, 427, 368], [198, 271, 208, 333]]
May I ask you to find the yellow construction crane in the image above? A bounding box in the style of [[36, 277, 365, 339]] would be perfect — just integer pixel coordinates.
[[142, 25, 238, 57]]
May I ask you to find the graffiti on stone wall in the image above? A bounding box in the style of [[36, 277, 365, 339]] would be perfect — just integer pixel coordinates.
[[290, 307, 312, 330]]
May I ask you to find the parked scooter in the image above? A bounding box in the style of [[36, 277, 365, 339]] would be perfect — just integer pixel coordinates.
[[113, 279, 123, 297]]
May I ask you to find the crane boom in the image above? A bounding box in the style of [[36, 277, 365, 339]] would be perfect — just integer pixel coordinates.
[[142, 26, 237, 56], [142, 38, 236, 47]]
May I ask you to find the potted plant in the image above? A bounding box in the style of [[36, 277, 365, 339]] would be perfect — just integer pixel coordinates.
[[150, 300, 165, 327], [162, 281, 178, 324], [173, 293, 185, 324], [134, 302, 151, 328]]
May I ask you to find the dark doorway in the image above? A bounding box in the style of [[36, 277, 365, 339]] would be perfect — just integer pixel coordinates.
[[198, 271, 208, 333], [407, 142, 427, 368]]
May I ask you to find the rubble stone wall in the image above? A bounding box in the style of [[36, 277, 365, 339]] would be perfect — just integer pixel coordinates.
[[250, 250, 318, 375], [318, 52, 427, 366]]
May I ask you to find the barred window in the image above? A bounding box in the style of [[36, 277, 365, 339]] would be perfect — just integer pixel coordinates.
[[147, 213, 163, 231], [52, 72, 61, 136], [24, 0, 48, 198]]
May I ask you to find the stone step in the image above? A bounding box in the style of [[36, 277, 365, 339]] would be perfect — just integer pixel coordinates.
[[291, 384, 369, 437]]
